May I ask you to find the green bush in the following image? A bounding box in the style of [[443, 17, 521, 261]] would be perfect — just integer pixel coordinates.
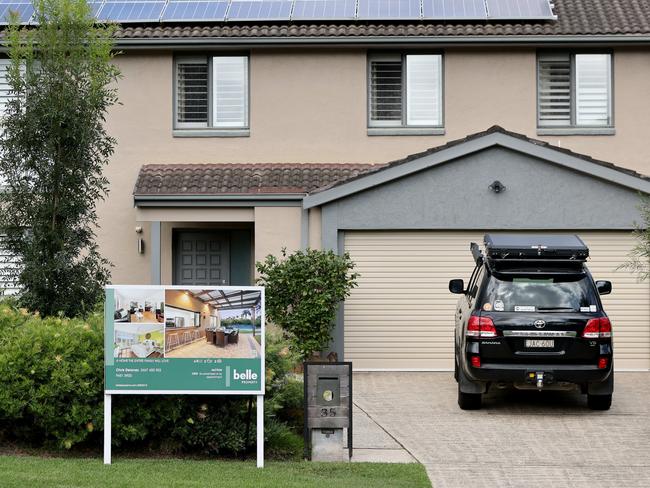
[[257, 248, 358, 359], [0, 301, 305, 458], [264, 418, 303, 460], [0, 302, 104, 448]]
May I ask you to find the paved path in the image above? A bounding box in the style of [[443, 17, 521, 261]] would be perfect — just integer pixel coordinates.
[[353, 371, 650, 488]]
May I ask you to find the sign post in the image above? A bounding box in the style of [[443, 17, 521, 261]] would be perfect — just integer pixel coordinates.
[[103, 285, 265, 466]]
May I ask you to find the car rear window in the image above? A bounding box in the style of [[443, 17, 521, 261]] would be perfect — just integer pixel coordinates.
[[480, 274, 598, 313]]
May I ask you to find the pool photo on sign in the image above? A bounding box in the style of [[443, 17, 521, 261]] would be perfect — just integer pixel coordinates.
[[164, 289, 262, 359]]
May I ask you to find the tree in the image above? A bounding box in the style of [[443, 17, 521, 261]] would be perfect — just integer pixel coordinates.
[[0, 0, 120, 316], [256, 248, 359, 359], [621, 196, 650, 281]]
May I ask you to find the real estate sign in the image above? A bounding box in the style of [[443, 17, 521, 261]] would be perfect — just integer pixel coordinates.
[[104, 285, 265, 394]]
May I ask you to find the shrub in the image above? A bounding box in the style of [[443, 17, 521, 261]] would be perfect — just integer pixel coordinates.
[[621, 195, 650, 281], [256, 248, 358, 359], [263, 418, 303, 460], [0, 304, 104, 449]]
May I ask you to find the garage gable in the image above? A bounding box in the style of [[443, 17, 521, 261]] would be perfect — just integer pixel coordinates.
[[310, 128, 649, 240], [305, 126, 649, 212]]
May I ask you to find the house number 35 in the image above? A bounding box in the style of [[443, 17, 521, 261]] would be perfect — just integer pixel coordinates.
[[320, 408, 337, 417]]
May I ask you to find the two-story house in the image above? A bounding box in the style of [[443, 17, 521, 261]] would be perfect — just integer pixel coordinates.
[[2, 0, 650, 371]]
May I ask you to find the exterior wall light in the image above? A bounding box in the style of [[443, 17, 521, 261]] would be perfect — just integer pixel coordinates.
[[135, 226, 144, 254], [489, 180, 506, 194]]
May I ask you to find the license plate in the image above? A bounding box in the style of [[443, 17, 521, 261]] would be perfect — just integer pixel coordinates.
[[525, 339, 554, 348]]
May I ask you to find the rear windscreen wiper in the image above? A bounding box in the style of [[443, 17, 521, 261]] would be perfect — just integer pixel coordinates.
[[537, 307, 575, 311]]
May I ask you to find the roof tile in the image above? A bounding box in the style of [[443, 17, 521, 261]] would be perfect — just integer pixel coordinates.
[[134, 163, 381, 196]]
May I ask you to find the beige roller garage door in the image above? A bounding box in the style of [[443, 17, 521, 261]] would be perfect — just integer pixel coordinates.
[[344, 231, 650, 371]]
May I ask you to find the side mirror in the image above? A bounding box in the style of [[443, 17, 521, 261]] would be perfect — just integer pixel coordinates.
[[596, 280, 612, 295], [449, 279, 465, 294]]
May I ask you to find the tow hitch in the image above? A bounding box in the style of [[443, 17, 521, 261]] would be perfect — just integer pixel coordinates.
[[527, 371, 554, 389]]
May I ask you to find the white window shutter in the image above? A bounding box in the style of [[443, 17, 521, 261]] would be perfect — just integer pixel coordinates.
[[0, 235, 20, 295], [176, 58, 209, 126], [575, 54, 611, 127], [406, 54, 442, 127], [0, 59, 13, 116], [212, 56, 248, 128], [538, 54, 571, 127]]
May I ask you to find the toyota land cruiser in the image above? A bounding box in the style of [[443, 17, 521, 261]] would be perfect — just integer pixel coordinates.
[[449, 234, 614, 411]]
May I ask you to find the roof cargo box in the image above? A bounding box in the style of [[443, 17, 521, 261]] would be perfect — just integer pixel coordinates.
[[484, 234, 589, 261]]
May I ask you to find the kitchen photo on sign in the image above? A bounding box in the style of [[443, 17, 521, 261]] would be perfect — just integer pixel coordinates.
[[164, 289, 262, 359]]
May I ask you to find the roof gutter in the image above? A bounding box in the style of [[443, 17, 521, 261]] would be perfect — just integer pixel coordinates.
[[111, 34, 650, 50], [134, 193, 305, 207]]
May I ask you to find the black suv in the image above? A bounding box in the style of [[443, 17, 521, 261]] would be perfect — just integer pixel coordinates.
[[449, 234, 614, 411]]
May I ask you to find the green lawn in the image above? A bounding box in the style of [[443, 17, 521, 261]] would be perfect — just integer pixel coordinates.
[[0, 455, 431, 488]]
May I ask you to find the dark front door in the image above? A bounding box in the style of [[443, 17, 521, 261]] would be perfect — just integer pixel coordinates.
[[173, 231, 230, 286]]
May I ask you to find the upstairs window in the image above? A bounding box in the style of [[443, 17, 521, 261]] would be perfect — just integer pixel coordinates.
[[538, 53, 612, 129], [175, 55, 249, 131], [369, 53, 443, 129]]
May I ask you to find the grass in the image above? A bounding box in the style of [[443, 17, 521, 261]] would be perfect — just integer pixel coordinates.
[[0, 455, 431, 488]]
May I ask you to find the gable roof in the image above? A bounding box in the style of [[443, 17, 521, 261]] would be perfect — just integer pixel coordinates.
[[133, 163, 380, 201], [114, 0, 650, 45], [302, 126, 650, 209]]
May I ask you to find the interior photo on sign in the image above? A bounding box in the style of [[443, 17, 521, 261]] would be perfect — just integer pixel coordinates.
[[164, 289, 262, 359], [113, 323, 165, 358], [113, 287, 165, 324]]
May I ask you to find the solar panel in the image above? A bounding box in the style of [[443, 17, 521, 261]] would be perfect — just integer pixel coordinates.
[[162, 0, 229, 21], [0, 0, 559, 25], [0, 2, 34, 25], [486, 0, 555, 19], [97, 1, 166, 22], [226, 0, 293, 21], [357, 0, 422, 20], [88, 1, 106, 16], [291, 0, 356, 20], [422, 0, 486, 20]]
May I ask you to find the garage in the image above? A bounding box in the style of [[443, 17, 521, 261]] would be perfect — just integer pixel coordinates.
[[344, 230, 650, 371], [304, 127, 650, 372]]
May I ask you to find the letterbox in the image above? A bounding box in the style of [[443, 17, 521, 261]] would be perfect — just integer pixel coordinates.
[[304, 362, 352, 461]]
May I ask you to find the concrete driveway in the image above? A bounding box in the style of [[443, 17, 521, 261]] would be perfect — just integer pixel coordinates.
[[353, 372, 650, 488]]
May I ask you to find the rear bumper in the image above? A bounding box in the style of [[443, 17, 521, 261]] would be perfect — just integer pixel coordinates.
[[466, 362, 612, 384]]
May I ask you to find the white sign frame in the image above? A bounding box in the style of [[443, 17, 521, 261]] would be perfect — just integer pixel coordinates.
[[103, 285, 265, 467]]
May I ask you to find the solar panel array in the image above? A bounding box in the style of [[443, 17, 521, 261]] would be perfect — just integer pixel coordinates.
[[0, 0, 556, 24]]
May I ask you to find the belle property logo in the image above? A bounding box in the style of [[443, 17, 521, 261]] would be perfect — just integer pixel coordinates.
[[233, 368, 258, 385]]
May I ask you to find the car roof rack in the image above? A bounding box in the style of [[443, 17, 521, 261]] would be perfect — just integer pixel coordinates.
[[483, 234, 589, 263]]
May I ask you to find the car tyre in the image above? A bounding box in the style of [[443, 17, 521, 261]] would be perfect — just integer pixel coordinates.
[[458, 385, 482, 410], [587, 393, 612, 410]]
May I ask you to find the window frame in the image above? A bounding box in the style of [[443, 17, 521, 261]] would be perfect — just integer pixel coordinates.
[[367, 51, 445, 134], [173, 53, 250, 137], [536, 50, 614, 135]]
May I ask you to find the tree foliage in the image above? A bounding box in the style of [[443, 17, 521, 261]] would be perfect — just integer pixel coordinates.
[[0, 0, 120, 316], [256, 248, 359, 359], [621, 195, 650, 281]]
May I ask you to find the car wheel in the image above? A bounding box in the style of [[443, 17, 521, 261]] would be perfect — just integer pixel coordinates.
[[458, 385, 482, 410], [587, 393, 612, 411], [454, 356, 459, 381]]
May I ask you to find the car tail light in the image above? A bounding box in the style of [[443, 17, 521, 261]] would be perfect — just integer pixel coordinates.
[[583, 317, 612, 339], [599, 318, 612, 338], [470, 355, 481, 368], [598, 357, 609, 369], [467, 315, 498, 338]]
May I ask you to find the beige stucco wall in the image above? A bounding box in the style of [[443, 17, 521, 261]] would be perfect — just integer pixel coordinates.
[[98, 46, 650, 284], [253, 207, 303, 277]]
